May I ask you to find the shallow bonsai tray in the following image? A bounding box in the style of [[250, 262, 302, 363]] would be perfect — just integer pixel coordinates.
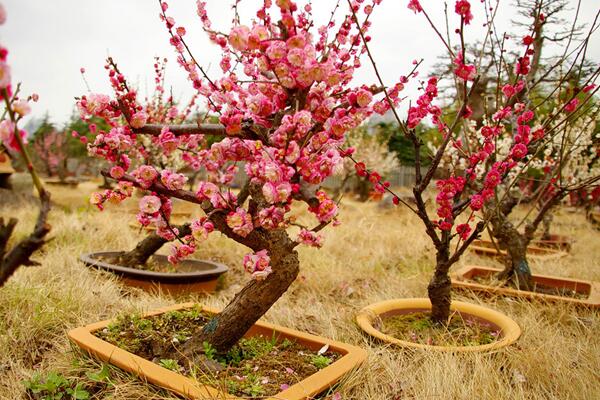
[[356, 298, 521, 352], [80, 251, 228, 295], [470, 239, 567, 260], [531, 234, 573, 252], [451, 265, 600, 307], [44, 178, 79, 187], [68, 303, 367, 400]]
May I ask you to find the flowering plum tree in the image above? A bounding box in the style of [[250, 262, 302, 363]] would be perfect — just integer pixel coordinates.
[[350, 0, 598, 321], [0, 2, 51, 287], [78, 0, 403, 354]]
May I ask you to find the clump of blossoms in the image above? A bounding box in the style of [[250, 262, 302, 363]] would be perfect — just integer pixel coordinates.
[[77, 0, 400, 353], [347, 0, 598, 322]]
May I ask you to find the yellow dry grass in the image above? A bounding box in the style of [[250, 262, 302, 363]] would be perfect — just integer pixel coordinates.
[[1, 181, 599, 399]]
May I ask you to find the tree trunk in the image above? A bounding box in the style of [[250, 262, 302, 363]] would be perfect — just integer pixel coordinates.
[[427, 250, 451, 324], [117, 224, 190, 268], [496, 236, 532, 291], [176, 229, 299, 356], [541, 213, 553, 240]]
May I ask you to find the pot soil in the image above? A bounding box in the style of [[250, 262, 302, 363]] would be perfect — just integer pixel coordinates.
[[80, 252, 228, 295], [451, 265, 600, 307], [68, 303, 367, 400], [356, 298, 520, 352], [531, 234, 573, 252], [470, 239, 566, 259]]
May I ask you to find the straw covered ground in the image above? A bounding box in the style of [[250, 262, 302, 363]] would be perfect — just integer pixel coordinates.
[[1, 177, 599, 399]]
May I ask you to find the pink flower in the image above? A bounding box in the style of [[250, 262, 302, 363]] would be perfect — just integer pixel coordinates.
[[132, 165, 158, 188], [110, 166, 125, 179], [511, 143, 528, 159], [229, 25, 250, 51], [158, 127, 179, 153], [296, 229, 323, 248], [470, 194, 484, 211], [139, 195, 161, 214], [453, 55, 476, 81], [456, 223, 471, 240], [160, 170, 187, 190], [310, 191, 338, 222], [455, 1, 473, 24], [13, 100, 30, 116], [564, 98, 579, 113], [130, 111, 148, 128], [191, 218, 214, 242], [226, 207, 254, 237], [356, 89, 373, 108], [408, 0, 423, 13], [502, 84, 515, 98], [243, 250, 272, 280], [0, 62, 11, 88]]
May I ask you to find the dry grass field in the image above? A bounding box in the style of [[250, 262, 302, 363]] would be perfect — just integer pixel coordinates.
[[1, 179, 599, 399]]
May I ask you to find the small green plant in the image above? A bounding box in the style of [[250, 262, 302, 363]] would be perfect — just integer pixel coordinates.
[[159, 359, 180, 371], [310, 354, 332, 369], [23, 371, 90, 400], [203, 341, 217, 361], [84, 364, 111, 384]]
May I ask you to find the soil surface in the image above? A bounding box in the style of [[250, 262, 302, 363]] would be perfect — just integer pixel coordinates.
[[97, 254, 178, 273], [379, 311, 501, 347], [471, 275, 588, 299], [94, 305, 340, 398]]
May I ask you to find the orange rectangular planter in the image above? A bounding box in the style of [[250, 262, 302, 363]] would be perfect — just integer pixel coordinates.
[[470, 239, 566, 260], [68, 303, 367, 400], [451, 265, 600, 307]]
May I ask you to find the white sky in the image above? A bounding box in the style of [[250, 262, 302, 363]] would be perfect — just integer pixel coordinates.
[[2, 0, 599, 128]]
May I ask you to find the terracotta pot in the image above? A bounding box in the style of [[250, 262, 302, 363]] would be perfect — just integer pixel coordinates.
[[44, 178, 79, 188], [356, 298, 521, 352], [451, 265, 600, 307], [80, 252, 228, 295], [470, 239, 566, 259], [531, 234, 573, 252], [68, 303, 367, 400]]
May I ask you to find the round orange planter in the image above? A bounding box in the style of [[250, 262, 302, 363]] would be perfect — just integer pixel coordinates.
[[80, 252, 228, 295], [356, 298, 521, 352]]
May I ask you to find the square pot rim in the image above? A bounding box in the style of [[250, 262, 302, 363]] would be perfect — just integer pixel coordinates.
[[451, 265, 600, 307], [68, 302, 367, 400]]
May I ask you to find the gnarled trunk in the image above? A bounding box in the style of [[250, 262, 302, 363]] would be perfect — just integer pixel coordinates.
[[118, 224, 191, 268], [428, 249, 451, 324], [487, 205, 533, 291], [496, 235, 532, 291], [177, 229, 299, 356]]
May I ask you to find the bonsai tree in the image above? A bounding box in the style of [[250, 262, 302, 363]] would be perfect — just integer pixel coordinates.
[[31, 117, 70, 182], [0, 3, 51, 287], [482, 107, 599, 289], [77, 0, 395, 356], [81, 57, 202, 270], [347, 0, 598, 322]]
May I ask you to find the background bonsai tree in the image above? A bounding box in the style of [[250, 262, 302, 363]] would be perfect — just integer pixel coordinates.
[[31, 117, 70, 182], [347, 0, 598, 322], [334, 125, 398, 200], [80, 57, 201, 269], [77, 0, 400, 357], [0, 3, 51, 287]]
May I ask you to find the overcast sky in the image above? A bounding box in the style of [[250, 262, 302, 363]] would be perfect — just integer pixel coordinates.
[[2, 0, 599, 129]]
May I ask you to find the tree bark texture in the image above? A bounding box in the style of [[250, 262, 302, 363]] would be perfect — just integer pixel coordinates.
[[117, 224, 191, 268]]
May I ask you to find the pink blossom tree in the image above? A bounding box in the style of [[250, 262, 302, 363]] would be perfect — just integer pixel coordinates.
[[0, 2, 51, 287], [349, 0, 598, 320], [79, 0, 401, 355]]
